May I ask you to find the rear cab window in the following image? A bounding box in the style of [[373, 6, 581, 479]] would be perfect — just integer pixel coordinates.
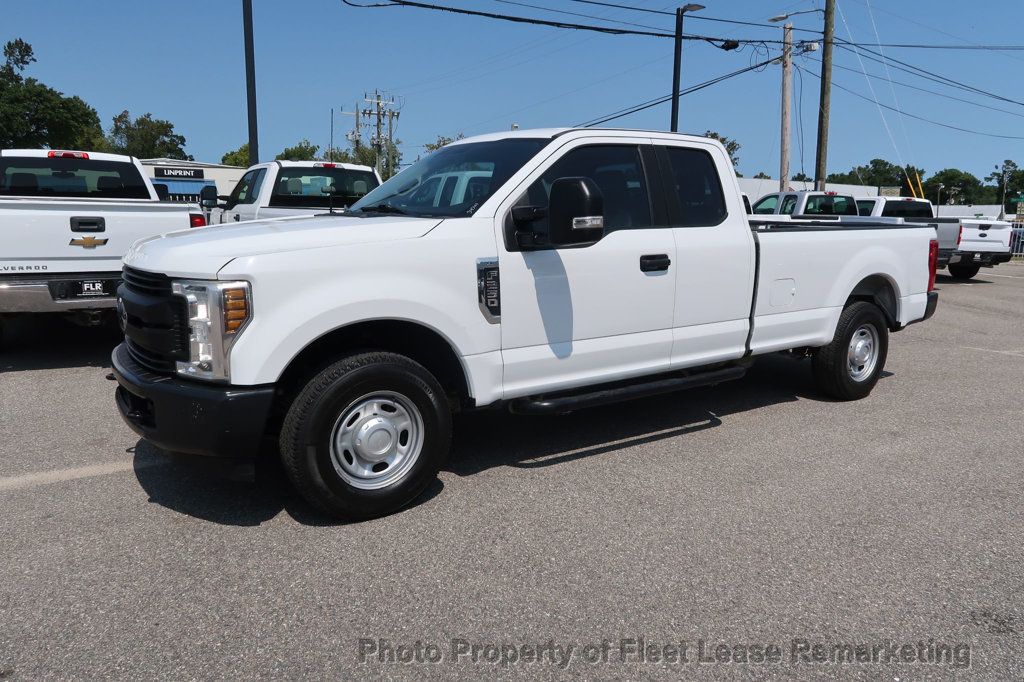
[[0, 156, 151, 199], [881, 200, 933, 219], [779, 194, 798, 215], [269, 166, 380, 208], [804, 194, 858, 216], [856, 199, 876, 215], [662, 146, 727, 227]]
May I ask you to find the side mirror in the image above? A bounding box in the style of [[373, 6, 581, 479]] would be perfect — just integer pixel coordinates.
[[199, 185, 219, 209], [548, 177, 604, 246], [152, 183, 169, 201]]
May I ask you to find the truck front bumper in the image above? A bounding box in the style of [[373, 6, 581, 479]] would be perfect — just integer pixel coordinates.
[[112, 343, 275, 458], [0, 273, 121, 313]]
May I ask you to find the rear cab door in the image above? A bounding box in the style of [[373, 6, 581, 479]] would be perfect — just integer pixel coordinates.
[[652, 138, 755, 367]]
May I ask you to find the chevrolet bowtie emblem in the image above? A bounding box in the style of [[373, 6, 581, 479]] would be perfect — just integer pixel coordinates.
[[69, 236, 109, 249]]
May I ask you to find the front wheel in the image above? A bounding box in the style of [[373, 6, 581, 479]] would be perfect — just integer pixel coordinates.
[[948, 263, 980, 280], [279, 351, 452, 520], [811, 302, 889, 401]]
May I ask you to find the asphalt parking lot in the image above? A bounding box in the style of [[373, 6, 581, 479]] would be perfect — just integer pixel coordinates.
[[1, 264, 1022, 679]]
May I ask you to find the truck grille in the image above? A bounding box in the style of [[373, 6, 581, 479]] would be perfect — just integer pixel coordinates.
[[122, 266, 172, 296], [120, 266, 190, 375]]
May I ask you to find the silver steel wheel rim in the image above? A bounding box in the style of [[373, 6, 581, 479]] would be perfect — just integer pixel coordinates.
[[329, 391, 425, 490], [847, 323, 879, 382]]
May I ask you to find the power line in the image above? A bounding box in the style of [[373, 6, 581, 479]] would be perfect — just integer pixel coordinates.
[[796, 65, 1024, 141], [834, 40, 1024, 108], [490, 0, 670, 32], [565, 0, 824, 33], [578, 56, 777, 127]]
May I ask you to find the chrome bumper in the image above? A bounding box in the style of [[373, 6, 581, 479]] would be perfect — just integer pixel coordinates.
[[0, 279, 118, 313]]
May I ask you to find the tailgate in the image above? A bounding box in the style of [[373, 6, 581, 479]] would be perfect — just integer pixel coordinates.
[[0, 199, 195, 274], [960, 221, 1011, 253]]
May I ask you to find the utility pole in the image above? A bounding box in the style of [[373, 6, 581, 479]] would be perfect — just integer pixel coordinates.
[[813, 0, 835, 190], [242, 0, 259, 164], [779, 23, 793, 192], [329, 108, 334, 161], [386, 108, 400, 178], [670, 4, 704, 133], [362, 91, 398, 178]]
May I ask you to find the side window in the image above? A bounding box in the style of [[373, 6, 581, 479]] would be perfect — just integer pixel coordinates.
[[663, 146, 727, 227], [752, 194, 778, 214], [228, 169, 265, 207], [518, 145, 652, 239], [779, 194, 798, 214], [856, 200, 875, 216]]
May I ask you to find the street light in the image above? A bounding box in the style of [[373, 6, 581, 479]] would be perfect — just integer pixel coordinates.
[[936, 183, 944, 216], [768, 8, 824, 22], [670, 3, 705, 132]]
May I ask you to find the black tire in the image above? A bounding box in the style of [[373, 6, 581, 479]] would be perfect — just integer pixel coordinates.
[[948, 263, 980, 280], [279, 351, 452, 520], [811, 302, 889, 401]]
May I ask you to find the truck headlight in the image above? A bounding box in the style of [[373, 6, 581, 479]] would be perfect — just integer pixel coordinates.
[[171, 280, 252, 381]]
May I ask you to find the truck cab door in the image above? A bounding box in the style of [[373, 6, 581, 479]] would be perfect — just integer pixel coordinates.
[[222, 168, 266, 223], [656, 142, 755, 368], [495, 138, 677, 398]]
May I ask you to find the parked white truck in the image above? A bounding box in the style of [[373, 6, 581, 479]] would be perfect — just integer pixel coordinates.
[[751, 190, 860, 217], [112, 129, 939, 520], [206, 160, 381, 224], [857, 197, 1013, 279], [0, 149, 205, 339]]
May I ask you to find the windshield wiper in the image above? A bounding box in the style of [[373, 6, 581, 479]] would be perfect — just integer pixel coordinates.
[[353, 203, 409, 216]]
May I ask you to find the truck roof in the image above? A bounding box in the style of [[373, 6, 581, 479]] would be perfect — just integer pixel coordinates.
[[451, 128, 724, 147], [2, 149, 136, 163], [255, 160, 376, 173]]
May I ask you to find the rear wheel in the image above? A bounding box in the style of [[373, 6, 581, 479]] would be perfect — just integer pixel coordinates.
[[948, 263, 980, 280], [279, 351, 452, 520], [811, 302, 889, 401]]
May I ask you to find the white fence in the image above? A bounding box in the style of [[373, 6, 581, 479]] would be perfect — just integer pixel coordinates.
[[1012, 221, 1024, 258]]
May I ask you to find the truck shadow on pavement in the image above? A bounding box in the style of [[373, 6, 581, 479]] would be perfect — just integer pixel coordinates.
[[0, 316, 120, 373], [133, 353, 856, 526]]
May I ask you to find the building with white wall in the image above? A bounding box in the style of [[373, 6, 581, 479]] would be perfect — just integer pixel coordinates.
[[139, 159, 245, 201]]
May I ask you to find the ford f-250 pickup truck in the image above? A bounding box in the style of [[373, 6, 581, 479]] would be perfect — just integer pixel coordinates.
[[112, 129, 939, 520], [857, 196, 1012, 279], [0, 149, 205, 341], [206, 160, 382, 224]]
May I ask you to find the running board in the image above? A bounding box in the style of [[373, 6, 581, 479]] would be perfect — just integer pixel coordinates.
[[509, 366, 747, 415]]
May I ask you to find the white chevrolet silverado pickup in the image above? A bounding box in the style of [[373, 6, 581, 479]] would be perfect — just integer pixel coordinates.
[[206, 160, 382, 224], [0, 149, 205, 337], [112, 129, 939, 520]]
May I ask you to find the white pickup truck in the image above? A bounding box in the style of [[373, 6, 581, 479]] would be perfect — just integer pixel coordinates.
[[207, 160, 381, 224], [857, 197, 1013, 279], [112, 129, 938, 520], [751, 190, 860, 217], [0, 149, 205, 338]]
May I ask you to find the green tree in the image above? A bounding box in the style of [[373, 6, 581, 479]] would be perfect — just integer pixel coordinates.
[[0, 38, 104, 149], [423, 133, 464, 153], [704, 130, 740, 170], [753, 171, 771, 179], [827, 159, 924, 196], [221, 143, 249, 167], [922, 168, 985, 205], [106, 110, 191, 159], [276, 139, 319, 161], [984, 160, 1024, 210], [792, 171, 811, 182]]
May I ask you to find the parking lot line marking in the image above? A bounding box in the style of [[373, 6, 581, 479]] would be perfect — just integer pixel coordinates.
[[0, 459, 161, 492], [963, 346, 1024, 358], [986, 273, 1024, 279]]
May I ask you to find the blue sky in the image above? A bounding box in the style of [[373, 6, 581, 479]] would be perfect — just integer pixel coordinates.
[[7, 0, 1023, 180]]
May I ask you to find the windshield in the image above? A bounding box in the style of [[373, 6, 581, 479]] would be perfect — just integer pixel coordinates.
[[348, 138, 548, 218]]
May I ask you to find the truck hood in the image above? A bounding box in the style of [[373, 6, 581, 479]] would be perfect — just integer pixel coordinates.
[[124, 214, 443, 278]]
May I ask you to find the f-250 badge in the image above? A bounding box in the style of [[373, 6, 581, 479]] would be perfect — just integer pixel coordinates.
[[476, 259, 500, 323]]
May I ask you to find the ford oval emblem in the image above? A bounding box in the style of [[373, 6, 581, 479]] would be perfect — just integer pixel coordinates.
[[979, 233, 987, 238]]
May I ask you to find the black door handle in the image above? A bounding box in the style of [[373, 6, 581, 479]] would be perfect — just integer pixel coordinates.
[[640, 254, 671, 272], [70, 217, 105, 232]]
